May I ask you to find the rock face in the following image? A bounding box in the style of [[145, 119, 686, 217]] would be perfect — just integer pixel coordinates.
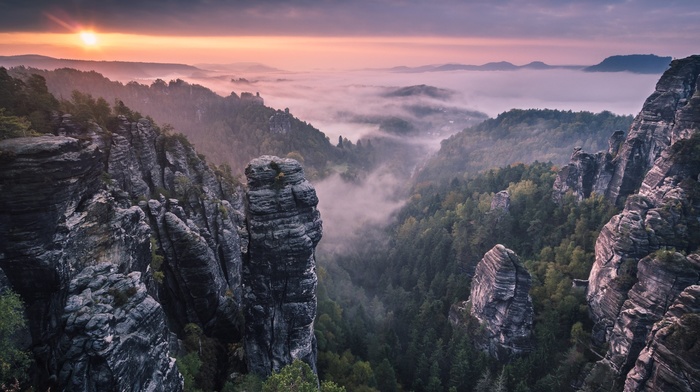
[[59, 264, 182, 391], [0, 117, 255, 390], [269, 110, 292, 134], [243, 156, 322, 377], [581, 55, 700, 391], [552, 131, 623, 203], [624, 285, 700, 392], [553, 55, 700, 206], [466, 244, 533, 360]]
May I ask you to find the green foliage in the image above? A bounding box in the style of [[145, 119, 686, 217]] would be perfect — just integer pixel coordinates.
[[0, 109, 33, 140], [108, 286, 138, 307], [418, 109, 633, 184], [0, 290, 31, 386], [61, 90, 112, 128], [178, 352, 203, 392], [223, 374, 263, 392], [318, 160, 619, 392], [262, 360, 318, 392], [150, 237, 165, 284], [0, 67, 60, 138], [260, 360, 349, 392], [180, 323, 222, 391]]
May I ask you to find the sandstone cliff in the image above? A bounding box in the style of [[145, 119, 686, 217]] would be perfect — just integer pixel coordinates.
[[242, 156, 322, 377], [553, 55, 700, 205], [624, 285, 700, 392], [581, 55, 700, 391], [0, 117, 321, 389], [457, 244, 534, 361]]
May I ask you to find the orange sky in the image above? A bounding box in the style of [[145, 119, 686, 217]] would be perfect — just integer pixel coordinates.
[[0, 31, 692, 71], [0, 1, 697, 71]]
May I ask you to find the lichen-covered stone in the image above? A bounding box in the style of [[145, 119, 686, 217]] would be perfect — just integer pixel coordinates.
[[0, 118, 247, 390], [58, 264, 183, 391], [624, 285, 700, 392], [582, 55, 700, 391], [466, 244, 533, 360], [605, 252, 700, 376], [243, 155, 322, 377]]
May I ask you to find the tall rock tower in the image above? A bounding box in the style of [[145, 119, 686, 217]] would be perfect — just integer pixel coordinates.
[[243, 156, 323, 377]]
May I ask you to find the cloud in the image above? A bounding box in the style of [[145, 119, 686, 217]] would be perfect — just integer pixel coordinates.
[[1, 0, 698, 47]]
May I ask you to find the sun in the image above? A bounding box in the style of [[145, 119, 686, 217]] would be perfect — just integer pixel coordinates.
[[79, 31, 98, 47]]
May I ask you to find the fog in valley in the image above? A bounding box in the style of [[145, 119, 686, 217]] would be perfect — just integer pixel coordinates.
[[182, 67, 659, 253]]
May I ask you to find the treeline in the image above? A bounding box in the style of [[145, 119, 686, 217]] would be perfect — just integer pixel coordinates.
[[316, 161, 619, 391], [417, 109, 633, 184], [0, 67, 58, 139], [8, 67, 375, 179]]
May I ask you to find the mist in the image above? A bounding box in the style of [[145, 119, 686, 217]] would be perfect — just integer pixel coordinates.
[[189, 67, 658, 142], [150, 66, 661, 255]]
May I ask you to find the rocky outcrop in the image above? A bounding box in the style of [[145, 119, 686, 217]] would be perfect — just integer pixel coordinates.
[[554, 55, 700, 206], [587, 135, 700, 347], [601, 252, 700, 379], [0, 118, 249, 390], [59, 264, 182, 391], [106, 116, 247, 337], [582, 55, 700, 391], [465, 244, 533, 360], [490, 190, 510, 212], [269, 109, 292, 134], [606, 55, 700, 205], [552, 131, 623, 203], [624, 285, 700, 392], [243, 156, 322, 377]]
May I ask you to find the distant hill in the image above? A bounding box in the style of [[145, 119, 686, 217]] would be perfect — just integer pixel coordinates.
[[194, 62, 282, 73], [415, 108, 634, 184], [584, 54, 672, 74], [0, 54, 203, 80], [382, 84, 453, 100], [389, 61, 584, 73]]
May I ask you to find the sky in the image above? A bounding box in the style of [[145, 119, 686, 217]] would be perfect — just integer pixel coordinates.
[[0, 0, 697, 70]]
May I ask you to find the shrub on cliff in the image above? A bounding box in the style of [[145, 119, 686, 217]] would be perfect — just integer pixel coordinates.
[[0, 290, 31, 387]]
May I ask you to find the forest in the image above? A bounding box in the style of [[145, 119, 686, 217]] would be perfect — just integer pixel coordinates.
[[313, 161, 619, 392]]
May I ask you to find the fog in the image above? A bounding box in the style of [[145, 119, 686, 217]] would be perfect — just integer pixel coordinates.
[[185, 67, 660, 254], [191, 67, 659, 142]]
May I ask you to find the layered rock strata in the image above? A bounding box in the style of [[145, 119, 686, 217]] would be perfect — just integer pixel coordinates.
[[552, 131, 623, 203], [582, 55, 700, 391], [0, 117, 249, 390], [466, 244, 533, 360], [624, 285, 700, 392], [58, 264, 182, 391], [243, 156, 322, 377], [587, 135, 700, 346], [553, 55, 700, 205]]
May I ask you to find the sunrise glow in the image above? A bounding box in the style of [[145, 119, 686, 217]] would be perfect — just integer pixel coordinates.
[[79, 31, 98, 47]]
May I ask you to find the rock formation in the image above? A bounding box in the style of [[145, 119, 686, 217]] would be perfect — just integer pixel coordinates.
[[463, 244, 533, 361], [243, 156, 322, 377], [552, 131, 623, 203], [269, 109, 292, 134], [624, 285, 700, 392], [490, 190, 511, 212], [0, 116, 323, 389], [59, 264, 182, 391], [581, 55, 700, 391], [553, 55, 700, 206]]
